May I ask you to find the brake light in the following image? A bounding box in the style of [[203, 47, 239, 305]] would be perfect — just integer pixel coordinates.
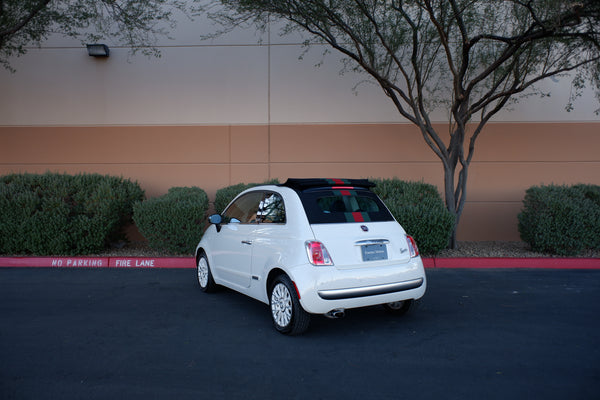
[[305, 241, 334, 266], [406, 235, 419, 258]]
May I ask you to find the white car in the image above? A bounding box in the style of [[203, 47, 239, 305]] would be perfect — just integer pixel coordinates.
[[196, 178, 426, 335]]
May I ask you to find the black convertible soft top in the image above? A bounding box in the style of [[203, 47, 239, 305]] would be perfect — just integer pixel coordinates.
[[281, 178, 375, 192]]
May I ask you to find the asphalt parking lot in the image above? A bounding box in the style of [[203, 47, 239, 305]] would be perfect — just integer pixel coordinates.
[[1, 267, 599, 400]]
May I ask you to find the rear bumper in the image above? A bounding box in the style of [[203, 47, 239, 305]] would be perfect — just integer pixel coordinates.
[[290, 257, 427, 314], [317, 277, 424, 300]]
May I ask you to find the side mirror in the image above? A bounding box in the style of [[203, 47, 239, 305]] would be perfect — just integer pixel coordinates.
[[209, 214, 223, 232], [208, 214, 222, 224]]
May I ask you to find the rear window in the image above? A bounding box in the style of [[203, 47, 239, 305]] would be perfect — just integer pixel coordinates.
[[298, 189, 394, 224]]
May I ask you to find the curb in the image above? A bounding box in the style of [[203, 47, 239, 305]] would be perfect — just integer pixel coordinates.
[[0, 256, 195, 269], [422, 257, 600, 269], [1, 256, 599, 269]]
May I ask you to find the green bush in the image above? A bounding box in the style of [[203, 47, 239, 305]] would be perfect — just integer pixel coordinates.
[[214, 179, 280, 214], [518, 184, 600, 256], [371, 178, 455, 256], [133, 187, 209, 254], [0, 172, 144, 255]]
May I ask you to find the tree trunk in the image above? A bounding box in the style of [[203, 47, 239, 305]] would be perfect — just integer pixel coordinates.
[[443, 163, 459, 249]]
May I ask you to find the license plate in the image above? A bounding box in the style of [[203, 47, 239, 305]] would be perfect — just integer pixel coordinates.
[[361, 243, 388, 261]]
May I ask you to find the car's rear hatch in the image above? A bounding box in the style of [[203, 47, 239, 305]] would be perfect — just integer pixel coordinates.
[[286, 179, 413, 269], [310, 222, 412, 269]]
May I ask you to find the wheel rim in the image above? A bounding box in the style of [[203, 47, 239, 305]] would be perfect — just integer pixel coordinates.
[[197, 257, 209, 288], [271, 283, 292, 328]]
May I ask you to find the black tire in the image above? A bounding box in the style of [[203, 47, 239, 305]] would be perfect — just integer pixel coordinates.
[[197, 253, 218, 293], [269, 275, 310, 335], [383, 299, 413, 316]]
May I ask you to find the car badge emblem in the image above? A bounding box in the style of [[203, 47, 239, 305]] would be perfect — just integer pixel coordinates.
[[360, 225, 369, 232]]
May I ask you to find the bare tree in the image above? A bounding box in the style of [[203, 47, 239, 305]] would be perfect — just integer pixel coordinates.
[[204, 0, 600, 247], [0, 0, 197, 71]]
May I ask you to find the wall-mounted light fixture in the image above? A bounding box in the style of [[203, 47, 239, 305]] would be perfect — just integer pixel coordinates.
[[86, 44, 110, 57]]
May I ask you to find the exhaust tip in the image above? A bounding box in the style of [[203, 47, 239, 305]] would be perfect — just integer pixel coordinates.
[[325, 309, 346, 319]]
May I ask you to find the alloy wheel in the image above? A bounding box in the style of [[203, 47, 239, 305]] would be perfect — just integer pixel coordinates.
[[271, 283, 293, 328]]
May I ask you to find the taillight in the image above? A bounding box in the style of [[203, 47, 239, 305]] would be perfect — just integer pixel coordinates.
[[406, 235, 419, 258], [305, 241, 334, 266]]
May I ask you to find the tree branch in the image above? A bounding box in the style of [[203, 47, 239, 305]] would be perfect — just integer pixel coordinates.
[[0, 0, 52, 38]]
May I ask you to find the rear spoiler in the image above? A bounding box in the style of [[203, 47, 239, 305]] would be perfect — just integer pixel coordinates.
[[281, 178, 375, 192]]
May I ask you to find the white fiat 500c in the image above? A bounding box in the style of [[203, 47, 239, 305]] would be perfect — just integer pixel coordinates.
[[195, 178, 426, 335]]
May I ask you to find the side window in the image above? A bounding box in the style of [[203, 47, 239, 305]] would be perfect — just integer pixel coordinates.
[[223, 192, 263, 224], [258, 192, 286, 224]]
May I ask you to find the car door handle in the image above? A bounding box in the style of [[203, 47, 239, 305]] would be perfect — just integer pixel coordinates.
[[241, 240, 253, 245]]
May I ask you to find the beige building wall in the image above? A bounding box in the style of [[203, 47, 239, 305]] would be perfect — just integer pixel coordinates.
[[1, 16, 599, 241], [2, 122, 598, 241]]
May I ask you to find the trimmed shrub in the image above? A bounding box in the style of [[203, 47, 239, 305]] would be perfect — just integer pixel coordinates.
[[133, 187, 209, 254], [371, 178, 455, 256], [518, 184, 600, 256], [572, 184, 600, 251], [214, 179, 280, 214], [0, 172, 144, 255]]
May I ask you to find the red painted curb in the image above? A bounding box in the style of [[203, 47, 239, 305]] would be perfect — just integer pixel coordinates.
[[422, 258, 436, 269], [0, 257, 110, 268], [0, 256, 195, 269], [108, 257, 195, 268], [0, 256, 598, 269], [428, 257, 600, 269]]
